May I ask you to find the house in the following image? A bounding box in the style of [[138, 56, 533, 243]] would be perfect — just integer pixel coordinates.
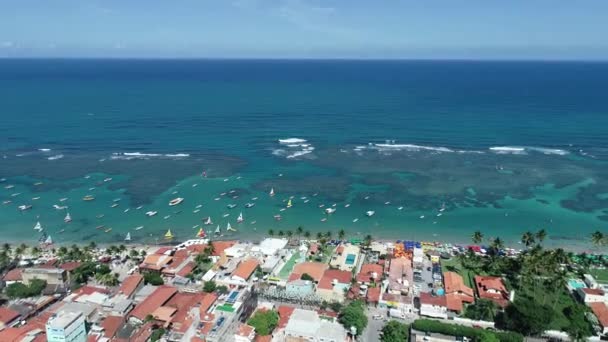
[[118, 274, 144, 299], [101, 315, 125, 339], [316, 269, 352, 303], [329, 244, 360, 271], [577, 288, 607, 304], [291, 262, 328, 283], [281, 308, 347, 342], [2, 269, 23, 285], [139, 253, 173, 272], [129, 286, 177, 323], [443, 272, 474, 313], [235, 323, 256, 342], [356, 263, 383, 285], [285, 279, 315, 297], [0, 307, 21, 330], [379, 257, 414, 313], [474, 276, 509, 307], [251, 238, 288, 256], [21, 267, 67, 286], [366, 287, 381, 306], [308, 243, 319, 256], [419, 292, 448, 319], [589, 302, 608, 335], [231, 258, 260, 284]]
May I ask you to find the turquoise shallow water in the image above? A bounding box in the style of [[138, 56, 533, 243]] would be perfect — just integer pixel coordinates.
[[1, 59, 607, 247]]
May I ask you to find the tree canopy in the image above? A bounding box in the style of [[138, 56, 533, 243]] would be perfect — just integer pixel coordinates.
[[6, 279, 47, 299], [338, 300, 368, 336], [203, 280, 217, 293], [143, 271, 164, 286], [381, 320, 409, 342], [247, 310, 279, 336]]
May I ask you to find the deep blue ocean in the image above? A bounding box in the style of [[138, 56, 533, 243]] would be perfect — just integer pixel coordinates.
[[1, 59, 607, 247]]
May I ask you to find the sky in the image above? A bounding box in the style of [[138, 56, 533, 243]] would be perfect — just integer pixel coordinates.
[[1, 0, 607, 60]]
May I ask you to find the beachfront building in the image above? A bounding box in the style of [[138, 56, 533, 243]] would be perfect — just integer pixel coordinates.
[[380, 256, 414, 314], [419, 292, 448, 319], [329, 244, 360, 272], [22, 267, 67, 286], [46, 310, 87, 342], [356, 263, 384, 286], [443, 272, 474, 314], [291, 262, 328, 283], [316, 269, 352, 303], [280, 308, 347, 342], [577, 288, 607, 304], [474, 275, 509, 308], [251, 238, 288, 256], [589, 302, 608, 335]]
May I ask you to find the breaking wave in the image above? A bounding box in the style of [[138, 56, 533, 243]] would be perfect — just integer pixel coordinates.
[[110, 152, 190, 160]]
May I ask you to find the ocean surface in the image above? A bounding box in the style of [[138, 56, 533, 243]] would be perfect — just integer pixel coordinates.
[[1, 59, 607, 248]]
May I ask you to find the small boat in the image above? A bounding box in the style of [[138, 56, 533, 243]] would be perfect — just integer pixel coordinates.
[[164, 229, 174, 240], [135, 226, 144, 230], [419, 215, 425, 219], [96, 214, 104, 219], [193, 209, 200, 213], [364, 196, 370, 200], [250, 221, 257, 224], [44, 235, 53, 245], [223, 178, 229, 182], [32, 197, 41, 200], [319, 204, 325, 208], [18, 204, 33, 211], [439, 203, 446, 212], [353, 218, 359, 223], [125, 232, 131, 241], [229, 190, 236, 194], [300, 196, 307, 200], [204, 217, 213, 225], [245, 203, 255, 208], [226, 223, 236, 232], [220, 192, 227, 196], [169, 197, 184, 206], [172, 191, 178, 195], [173, 210, 182, 214], [104, 228, 112, 233], [83, 195, 95, 201], [214, 225, 221, 235], [192, 183, 198, 187], [436, 213, 442, 217], [34, 221, 43, 231], [2, 200, 11, 205], [88, 187, 96, 191], [332, 203, 337, 207], [64, 212, 72, 222], [196, 228, 206, 238], [84, 175, 90, 179], [325, 208, 336, 214], [398, 206, 403, 210], [269, 188, 275, 197], [195, 204, 203, 209], [237, 212, 244, 223], [59, 229, 65, 234], [385, 201, 391, 205], [304, 199, 309, 203], [124, 208, 130, 213], [11, 193, 22, 197], [113, 198, 121, 202], [192, 224, 199, 229], [365, 211, 375, 217], [163, 215, 171, 220], [145, 211, 158, 217], [96, 225, 105, 230], [59, 198, 68, 202], [214, 198, 220, 201], [111, 203, 119, 208], [251, 197, 258, 201], [320, 217, 327, 222], [344, 204, 350, 208], [274, 214, 282, 221], [227, 204, 237, 209], [136, 205, 143, 210], [4, 184, 14, 189], [103, 178, 112, 182], [280, 208, 286, 212], [53, 204, 68, 210], [222, 213, 230, 218], [287, 199, 292, 208]]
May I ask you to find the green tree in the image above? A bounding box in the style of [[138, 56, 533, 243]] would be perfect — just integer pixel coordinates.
[[563, 305, 594, 341], [143, 271, 164, 285], [216, 285, 229, 294], [95, 272, 119, 286], [129, 248, 140, 259], [464, 299, 497, 321], [325, 231, 332, 239], [278, 230, 285, 237], [535, 229, 547, 245], [304, 231, 311, 239], [591, 230, 605, 247], [472, 231, 483, 244], [338, 300, 367, 336], [338, 229, 346, 240], [296, 226, 304, 241], [150, 328, 166, 342], [300, 273, 314, 281], [520, 231, 535, 248], [496, 299, 553, 336], [381, 321, 409, 342], [88, 241, 97, 250], [30, 246, 41, 258], [268, 229, 275, 237], [286, 230, 293, 239], [364, 234, 373, 248], [203, 280, 217, 293], [247, 310, 279, 336], [6, 279, 47, 298], [316, 232, 324, 240]]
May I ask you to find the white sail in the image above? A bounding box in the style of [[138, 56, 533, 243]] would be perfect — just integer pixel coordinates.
[[125, 232, 131, 241], [226, 222, 232, 231], [34, 221, 42, 231], [237, 212, 243, 223], [269, 187, 275, 196], [45, 235, 53, 244], [64, 212, 72, 222], [205, 216, 213, 225], [214, 225, 221, 234]]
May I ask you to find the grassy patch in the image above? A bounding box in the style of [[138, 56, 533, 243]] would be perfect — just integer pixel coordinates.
[[278, 252, 301, 279], [441, 258, 475, 288], [515, 282, 582, 330], [588, 268, 608, 283]]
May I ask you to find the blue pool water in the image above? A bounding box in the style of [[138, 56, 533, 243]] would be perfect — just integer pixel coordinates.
[[345, 254, 356, 265]]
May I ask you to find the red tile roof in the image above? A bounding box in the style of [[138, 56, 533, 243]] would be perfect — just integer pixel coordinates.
[[292, 262, 328, 282], [366, 287, 381, 303], [318, 269, 352, 290], [474, 276, 509, 307], [419, 292, 447, 307], [308, 243, 319, 254], [165, 292, 204, 328], [59, 261, 82, 272], [2, 268, 22, 282], [336, 245, 344, 254], [210, 241, 238, 256], [199, 293, 218, 318], [102, 315, 125, 338], [582, 288, 605, 295], [443, 272, 474, 299], [129, 286, 177, 321], [232, 258, 259, 281], [255, 335, 272, 342], [277, 305, 295, 329], [237, 323, 255, 338], [287, 273, 301, 282], [445, 294, 465, 312], [0, 307, 20, 324], [177, 262, 196, 278], [118, 274, 144, 298], [357, 264, 383, 283], [590, 302, 608, 328]]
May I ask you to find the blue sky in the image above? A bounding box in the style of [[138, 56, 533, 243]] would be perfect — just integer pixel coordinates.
[[1, 0, 607, 59]]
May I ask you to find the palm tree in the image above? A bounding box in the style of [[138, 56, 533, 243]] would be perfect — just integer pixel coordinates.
[[30, 246, 41, 258], [491, 237, 504, 250], [316, 232, 324, 240], [325, 231, 332, 239], [2, 243, 11, 254], [338, 229, 346, 241], [535, 229, 547, 245], [591, 230, 605, 247], [521, 231, 535, 248], [364, 234, 373, 248], [268, 229, 275, 237], [88, 241, 97, 250], [286, 230, 293, 239], [278, 230, 285, 237], [296, 226, 304, 239], [304, 231, 311, 239], [57, 246, 68, 258], [204, 243, 215, 256], [472, 231, 483, 244], [118, 244, 127, 253]]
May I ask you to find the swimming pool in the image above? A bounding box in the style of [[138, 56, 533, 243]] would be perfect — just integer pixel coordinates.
[[568, 279, 586, 289], [345, 254, 356, 265]]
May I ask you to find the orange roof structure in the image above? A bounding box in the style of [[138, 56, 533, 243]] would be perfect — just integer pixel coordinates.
[[443, 272, 474, 297], [59, 261, 82, 272], [277, 305, 295, 329], [419, 292, 447, 307], [3, 268, 22, 282], [308, 243, 319, 254], [177, 262, 196, 278], [474, 275, 509, 307], [336, 245, 344, 255], [366, 287, 381, 303], [582, 288, 605, 296], [232, 258, 260, 281], [236, 323, 255, 338], [317, 269, 352, 290], [152, 306, 177, 322], [292, 262, 328, 282], [0, 307, 20, 325], [589, 302, 608, 329], [118, 274, 144, 298], [199, 293, 218, 318], [130, 286, 177, 321], [356, 263, 383, 283], [102, 315, 125, 338]]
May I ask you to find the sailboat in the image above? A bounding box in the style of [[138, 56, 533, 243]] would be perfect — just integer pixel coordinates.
[[269, 188, 275, 197], [34, 221, 43, 232], [226, 222, 236, 232], [196, 228, 206, 238], [64, 212, 72, 223], [214, 225, 221, 235], [164, 229, 174, 240], [44, 235, 53, 245], [125, 232, 131, 241], [287, 199, 292, 208], [237, 212, 244, 223], [204, 216, 213, 225]]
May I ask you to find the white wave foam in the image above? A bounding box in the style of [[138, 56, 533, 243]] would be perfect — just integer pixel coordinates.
[[38, 148, 51, 152], [489, 146, 568, 156], [165, 153, 190, 158], [279, 138, 307, 144], [47, 154, 64, 160], [489, 146, 527, 155], [110, 152, 190, 160], [526, 147, 569, 155], [286, 150, 313, 159], [373, 143, 454, 153]]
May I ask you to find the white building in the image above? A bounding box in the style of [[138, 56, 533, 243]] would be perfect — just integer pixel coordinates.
[[46, 310, 87, 342], [251, 238, 288, 256], [577, 288, 607, 303], [419, 292, 448, 319], [281, 308, 347, 342]]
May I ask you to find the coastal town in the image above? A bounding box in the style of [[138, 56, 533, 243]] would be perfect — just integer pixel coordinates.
[[0, 229, 606, 342]]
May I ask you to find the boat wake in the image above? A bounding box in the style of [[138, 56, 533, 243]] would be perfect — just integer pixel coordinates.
[[110, 152, 190, 160], [489, 146, 569, 156]]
